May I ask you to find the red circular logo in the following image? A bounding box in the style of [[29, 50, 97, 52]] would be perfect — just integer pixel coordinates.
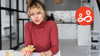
[[75, 6, 94, 26]]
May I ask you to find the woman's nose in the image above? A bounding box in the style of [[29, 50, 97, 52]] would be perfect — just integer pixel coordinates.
[[34, 14, 38, 19]]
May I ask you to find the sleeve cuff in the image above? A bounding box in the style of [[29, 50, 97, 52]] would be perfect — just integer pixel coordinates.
[[49, 47, 59, 55]]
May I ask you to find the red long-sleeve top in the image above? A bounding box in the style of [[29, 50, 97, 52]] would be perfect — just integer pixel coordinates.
[[24, 20, 59, 55]]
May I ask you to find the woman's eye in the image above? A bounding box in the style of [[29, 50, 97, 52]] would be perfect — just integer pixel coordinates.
[[31, 14, 34, 15], [37, 12, 41, 14]]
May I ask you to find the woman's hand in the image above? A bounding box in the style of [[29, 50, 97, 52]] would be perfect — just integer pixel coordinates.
[[40, 52, 46, 56], [22, 50, 32, 56], [40, 50, 52, 56]]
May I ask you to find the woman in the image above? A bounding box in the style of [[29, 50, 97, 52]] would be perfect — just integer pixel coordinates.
[[22, 0, 59, 56]]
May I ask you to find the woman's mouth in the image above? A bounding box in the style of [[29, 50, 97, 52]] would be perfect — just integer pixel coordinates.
[[35, 20, 39, 22]]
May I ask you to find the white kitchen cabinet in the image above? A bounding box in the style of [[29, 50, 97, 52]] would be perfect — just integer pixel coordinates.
[[66, 25, 77, 39], [57, 24, 77, 39], [78, 25, 90, 46], [57, 24, 66, 39]]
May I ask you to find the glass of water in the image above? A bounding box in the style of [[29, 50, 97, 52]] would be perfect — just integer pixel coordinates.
[[6, 50, 14, 56]]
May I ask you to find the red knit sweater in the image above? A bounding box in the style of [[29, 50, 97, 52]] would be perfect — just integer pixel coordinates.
[[24, 20, 59, 55]]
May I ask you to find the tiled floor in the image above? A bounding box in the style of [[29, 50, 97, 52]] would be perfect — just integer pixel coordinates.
[[2, 39, 99, 56]]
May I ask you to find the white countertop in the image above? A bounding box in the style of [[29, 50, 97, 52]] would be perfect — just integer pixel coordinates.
[[0, 50, 61, 56]]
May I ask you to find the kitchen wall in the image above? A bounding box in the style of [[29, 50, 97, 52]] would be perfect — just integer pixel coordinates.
[[40, 0, 44, 3], [44, 0, 81, 11], [44, 0, 80, 22], [89, 0, 100, 40], [46, 11, 76, 22]]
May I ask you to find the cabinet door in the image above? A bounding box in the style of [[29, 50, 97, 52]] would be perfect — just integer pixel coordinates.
[[78, 25, 90, 46], [66, 26, 77, 39], [58, 32, 66, 39], [66, 24, 77, 39], [58, 28, 66, 33], [57, 24, 77, 39], [57, 24, 66, 39], [57, 24, 66, 33]]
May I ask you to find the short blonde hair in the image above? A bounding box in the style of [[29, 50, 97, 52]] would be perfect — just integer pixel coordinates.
[[26, 0, 46, 16]]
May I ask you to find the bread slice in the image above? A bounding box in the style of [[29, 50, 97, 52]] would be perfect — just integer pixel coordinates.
[[21, 45, 36, 52]]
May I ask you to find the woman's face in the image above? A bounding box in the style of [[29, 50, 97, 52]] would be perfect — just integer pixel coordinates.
[[30, 8, 45, 25]]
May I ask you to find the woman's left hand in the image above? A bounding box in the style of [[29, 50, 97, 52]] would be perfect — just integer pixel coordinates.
[[40, 50, 52, 56], [40, 52, 46, 56]]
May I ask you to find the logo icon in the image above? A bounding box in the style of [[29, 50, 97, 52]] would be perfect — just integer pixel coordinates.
[[75, 7, 94, 26]]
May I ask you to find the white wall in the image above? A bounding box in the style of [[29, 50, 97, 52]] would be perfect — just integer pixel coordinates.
[[89, 0, 100, 40]]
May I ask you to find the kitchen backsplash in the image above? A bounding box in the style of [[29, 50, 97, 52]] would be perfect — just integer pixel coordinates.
[[46, 11, 76, 22]]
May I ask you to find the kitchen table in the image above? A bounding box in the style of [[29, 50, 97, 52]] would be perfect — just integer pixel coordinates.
[[0, 50, 61, 56]]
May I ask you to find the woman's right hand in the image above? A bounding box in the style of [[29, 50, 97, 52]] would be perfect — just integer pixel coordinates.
[[22, 50, 32, 56]]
